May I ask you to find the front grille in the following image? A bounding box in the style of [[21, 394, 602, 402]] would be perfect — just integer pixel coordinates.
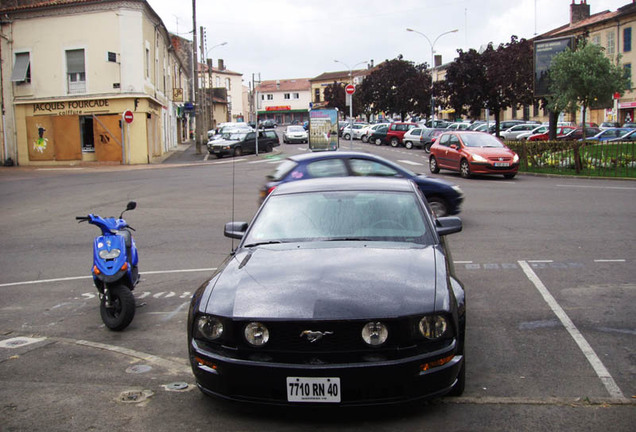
[[196, 318, 455, 364]]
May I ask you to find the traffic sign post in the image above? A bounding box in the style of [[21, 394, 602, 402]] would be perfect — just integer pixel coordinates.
[[121, 110, 133, 164]]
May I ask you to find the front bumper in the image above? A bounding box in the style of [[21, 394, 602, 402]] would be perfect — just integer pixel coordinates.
[[189, 339, 463, 406], [285, 136, 308, 143], [469, 161, 519, 174]]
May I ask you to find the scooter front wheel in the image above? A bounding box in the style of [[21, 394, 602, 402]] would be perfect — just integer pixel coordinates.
[[100, 285, 135, 331]]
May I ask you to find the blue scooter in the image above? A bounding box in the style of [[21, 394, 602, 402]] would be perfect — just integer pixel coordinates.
[[76, 201, 139, 331]]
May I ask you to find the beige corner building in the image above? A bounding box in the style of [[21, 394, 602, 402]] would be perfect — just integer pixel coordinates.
[[0, 0, 191, 166]]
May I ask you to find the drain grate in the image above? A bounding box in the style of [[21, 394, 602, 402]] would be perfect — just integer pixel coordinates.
[[164, 382, 189, 391], [126, 364, 152, 374]]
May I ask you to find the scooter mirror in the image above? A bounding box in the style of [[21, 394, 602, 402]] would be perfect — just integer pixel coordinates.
[[126, 201, 137, 211]]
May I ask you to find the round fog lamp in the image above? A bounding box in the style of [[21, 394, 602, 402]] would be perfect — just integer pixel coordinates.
[[244, 322, 270, 346], [361, 321, 388, 346]]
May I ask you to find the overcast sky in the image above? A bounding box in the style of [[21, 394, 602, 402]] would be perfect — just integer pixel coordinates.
[[146, 0, 630, 83]]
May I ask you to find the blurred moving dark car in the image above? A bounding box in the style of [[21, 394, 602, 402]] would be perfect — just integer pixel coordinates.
[[429, 131, 519, 179], [259, 120, 277, 129], [260, 151, 464, 217], [369, 125, 390, 146], [188, 176, 466, 406]]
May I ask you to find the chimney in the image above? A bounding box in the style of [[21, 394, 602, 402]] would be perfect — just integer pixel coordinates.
[[217, 59, 225, 70], [570, 0, 590, 25], [276, 80, 280, 90]]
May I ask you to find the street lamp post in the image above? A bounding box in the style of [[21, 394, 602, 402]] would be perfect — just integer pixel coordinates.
[[334, 59, 367, 150], [406, 28, 458, 125]]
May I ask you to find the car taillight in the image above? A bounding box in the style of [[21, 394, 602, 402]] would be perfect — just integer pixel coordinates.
[[267, 186, 276, 195]]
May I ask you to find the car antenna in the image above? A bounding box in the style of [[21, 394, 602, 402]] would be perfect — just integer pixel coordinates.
[[231, 141, 236, 252]]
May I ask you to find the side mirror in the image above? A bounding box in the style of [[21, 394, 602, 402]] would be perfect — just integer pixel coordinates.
[[126, 201, 137, 211], [450, 144, 458, 150], [224, 221, 248, 239], [436, 216, 462, 236]]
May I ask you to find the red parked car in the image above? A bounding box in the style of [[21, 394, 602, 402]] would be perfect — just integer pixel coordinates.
[[384, 122, 417, 147], [527, 125, 575, 141], [429, 131, 519, 179]]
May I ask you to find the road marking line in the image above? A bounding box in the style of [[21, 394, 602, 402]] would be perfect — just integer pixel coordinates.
[[594, 259, 626, 263], [527, 260, 553, 263], [397, 159, 424, 166], [455, 261, 473, 264], [518, 260, 625, 400], [0, 268, 217, 288]]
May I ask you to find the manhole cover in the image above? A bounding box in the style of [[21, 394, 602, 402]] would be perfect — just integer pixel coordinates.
[[164, 382, 189, 391], [126, 364, 152, 374], [117, 389, 153, 404]]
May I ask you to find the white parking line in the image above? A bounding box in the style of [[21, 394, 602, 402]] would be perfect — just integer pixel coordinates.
[[594, 259, 626, 263], [397, 159, 424, 166], [518, 260, 625, 400]]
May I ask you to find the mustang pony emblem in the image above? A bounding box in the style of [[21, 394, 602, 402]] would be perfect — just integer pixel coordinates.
[[300, 330, 334, 343]]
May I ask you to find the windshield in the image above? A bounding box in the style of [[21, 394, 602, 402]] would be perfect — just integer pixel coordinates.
[[462, 134, 504, 148], [244, 190, 433, 246], [228, 133, 248, 140], [287, 126, 305, 133], [267, 159, 298, 181]]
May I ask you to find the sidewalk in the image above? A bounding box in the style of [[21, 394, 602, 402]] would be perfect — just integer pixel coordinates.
[[158, 140, 205, 164]]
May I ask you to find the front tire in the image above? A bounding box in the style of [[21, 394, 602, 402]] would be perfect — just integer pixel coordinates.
[[233, 147, 243, 157], [427, 196, 448, 217], [361, 135, 368, 143], [390, 137, 400, 147], [344, 133, 351, 140], [404, 141, 413, 149], [374, 138, 383, 146], [429, 156, 440, 173], [100, 285, 135, 331], [424, 143, 432, 154], [460, 159, 471, 178]]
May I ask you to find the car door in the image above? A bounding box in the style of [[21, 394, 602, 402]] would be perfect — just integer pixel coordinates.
[[347, 157, 403, 178], [435, 133, 458, 168]]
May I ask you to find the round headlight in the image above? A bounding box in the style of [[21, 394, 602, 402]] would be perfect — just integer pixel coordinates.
[[418, 315, 448, 339], [361, 321, 388, 346], [196, 316, 223, 340], [244, 322, 269, 346]]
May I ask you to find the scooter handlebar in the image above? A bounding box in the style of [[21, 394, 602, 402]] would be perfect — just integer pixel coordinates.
[[76, 216, 90, 222]]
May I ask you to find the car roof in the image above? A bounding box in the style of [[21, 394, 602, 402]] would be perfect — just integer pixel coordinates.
[[288, 150, 391, 164], [271, 176, 417, 196]]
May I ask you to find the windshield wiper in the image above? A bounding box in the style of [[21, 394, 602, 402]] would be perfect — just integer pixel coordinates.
[[243, 240, 283, 248], [324, 237, 372, 242]]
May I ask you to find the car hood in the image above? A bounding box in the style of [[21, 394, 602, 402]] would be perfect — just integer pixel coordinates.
[[200, 244, 442, 320]]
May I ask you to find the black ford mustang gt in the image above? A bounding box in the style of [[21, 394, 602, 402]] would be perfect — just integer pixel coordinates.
[[188, 177, 466, 406]]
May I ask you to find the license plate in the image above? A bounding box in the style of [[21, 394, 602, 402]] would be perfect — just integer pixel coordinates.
[[286, 377, 341, 403], [494, 162, 510, 167]]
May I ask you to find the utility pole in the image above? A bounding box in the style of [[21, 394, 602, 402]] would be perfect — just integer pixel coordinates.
[[192, 0, 202, 154]]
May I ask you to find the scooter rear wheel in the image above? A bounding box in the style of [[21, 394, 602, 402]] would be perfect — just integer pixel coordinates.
[[100, 285, 135, 331]]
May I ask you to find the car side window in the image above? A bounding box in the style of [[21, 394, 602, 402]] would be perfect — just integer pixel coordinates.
[[449, 135, 460, 147], [349, 159, 400, 177], [438, 133, 450, 146], [306, 159, 348, 178]]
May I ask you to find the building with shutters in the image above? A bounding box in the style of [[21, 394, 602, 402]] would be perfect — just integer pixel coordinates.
[[0, 0, 191, 166]]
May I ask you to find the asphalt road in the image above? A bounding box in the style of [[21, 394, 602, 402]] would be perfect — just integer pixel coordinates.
[[0, 136, 634, 431]]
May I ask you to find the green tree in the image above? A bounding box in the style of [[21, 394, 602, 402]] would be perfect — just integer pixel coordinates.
[[546, 41, 631, 140], [323, 81, 346, 113], [357, 56, 429, 120], [442, 37, 534, 134]]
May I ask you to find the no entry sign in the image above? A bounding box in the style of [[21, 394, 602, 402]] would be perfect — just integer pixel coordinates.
[[345, 84, 356, 95], [123, 110, 134, 123]]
